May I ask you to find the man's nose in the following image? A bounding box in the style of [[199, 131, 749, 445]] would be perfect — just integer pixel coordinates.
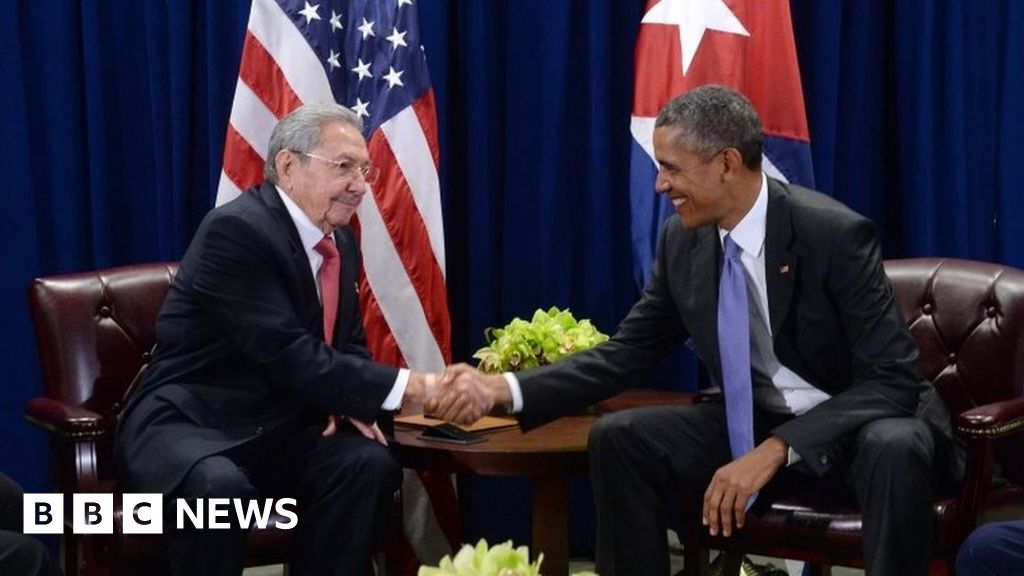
[[654, 174, 671, 194]]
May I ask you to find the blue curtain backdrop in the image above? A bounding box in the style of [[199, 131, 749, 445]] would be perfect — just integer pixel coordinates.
[[2, 0, 1023, 554]]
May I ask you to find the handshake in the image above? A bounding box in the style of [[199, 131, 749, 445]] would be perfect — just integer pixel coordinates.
[[406, 364, 513, 425]]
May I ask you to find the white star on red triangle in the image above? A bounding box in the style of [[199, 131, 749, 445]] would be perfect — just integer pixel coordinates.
[[642, 0, 749, 76]]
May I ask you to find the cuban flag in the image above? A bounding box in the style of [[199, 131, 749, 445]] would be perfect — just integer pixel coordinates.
[[629, 0, 814, 288], [216, 0, 457, 572]]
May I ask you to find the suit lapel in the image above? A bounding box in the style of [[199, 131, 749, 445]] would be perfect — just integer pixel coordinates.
[[334, 228, 358, 345], [255, 184, 322, 326], [765, 179, 797, 338], [687, 225, 722, 381]]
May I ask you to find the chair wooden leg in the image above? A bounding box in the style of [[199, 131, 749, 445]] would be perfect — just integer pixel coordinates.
[[821, 565, 833, 576], [802, 563, 832, 576], [681, 531, 710, 576], [721, 552, 743, 576], [60, 534, 81, 576]]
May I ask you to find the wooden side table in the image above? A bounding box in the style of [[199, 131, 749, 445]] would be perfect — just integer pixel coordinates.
[[394, 390, 695, 575], [395, 415, 593, 575]]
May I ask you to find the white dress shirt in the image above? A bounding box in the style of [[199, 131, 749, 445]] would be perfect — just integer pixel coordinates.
[[719, 174, 831, 417], [276, 187, 409, 411]]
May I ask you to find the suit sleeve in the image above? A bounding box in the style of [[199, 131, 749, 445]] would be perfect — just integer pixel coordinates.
[[518, 220, 689, 429], [341, 307, 373, 360], [772, 218, 924, 476], [189, 213, 397, 422]]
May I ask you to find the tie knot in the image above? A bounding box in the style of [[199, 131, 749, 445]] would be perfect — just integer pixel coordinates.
[[723, 234, 742, 261], [315, 236, 339, 260]]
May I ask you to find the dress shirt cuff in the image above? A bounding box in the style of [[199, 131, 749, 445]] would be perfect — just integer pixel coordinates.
[[503, 372, 523, 414], [382, 369, 411, 411], [786, 446, 802, 467]]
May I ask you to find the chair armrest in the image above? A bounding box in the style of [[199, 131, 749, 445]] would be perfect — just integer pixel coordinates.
[[956, 396, 1024, 439], [24, 397, 109, 441]]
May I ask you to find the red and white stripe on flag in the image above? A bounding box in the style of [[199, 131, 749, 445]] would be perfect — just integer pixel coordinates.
[[216, 0, 457, 571]]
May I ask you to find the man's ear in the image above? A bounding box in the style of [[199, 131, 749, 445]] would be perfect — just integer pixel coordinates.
[[720, 147, 744, 181], [275, 149, 296, 187]]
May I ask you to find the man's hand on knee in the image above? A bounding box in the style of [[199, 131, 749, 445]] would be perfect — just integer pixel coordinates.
[[703, 435, 788, 537], [321, 414, 387, 446]]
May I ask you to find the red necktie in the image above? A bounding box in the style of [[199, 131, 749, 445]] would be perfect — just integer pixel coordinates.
[[314, 236, 340, 345]]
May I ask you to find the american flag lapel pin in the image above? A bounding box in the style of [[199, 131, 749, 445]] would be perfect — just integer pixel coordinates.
[[779, 265, 790, 274]]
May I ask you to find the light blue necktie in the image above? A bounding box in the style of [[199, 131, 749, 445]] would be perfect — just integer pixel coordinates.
[[718, 235, 755, 462]]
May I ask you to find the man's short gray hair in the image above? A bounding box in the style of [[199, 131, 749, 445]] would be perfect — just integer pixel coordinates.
[[655, 85, 763, 170], [263, 102, 364, 183]]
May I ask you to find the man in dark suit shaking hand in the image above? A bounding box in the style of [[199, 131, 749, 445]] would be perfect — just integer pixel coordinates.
[[432, 85, 959, 576], [116, 103, 485, 576]]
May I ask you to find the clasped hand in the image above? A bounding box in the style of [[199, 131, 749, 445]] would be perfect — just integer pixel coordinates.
[[321, 364, 506, 442], [423, 363, 509, 425]]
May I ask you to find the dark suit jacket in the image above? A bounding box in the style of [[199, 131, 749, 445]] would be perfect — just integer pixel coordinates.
[[115, 183, 399, 493], [519, 177, 952, 478]]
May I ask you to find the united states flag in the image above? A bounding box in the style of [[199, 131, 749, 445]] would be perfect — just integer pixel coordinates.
[[629, 0, 814, 288], [215, 0, 457, 570]]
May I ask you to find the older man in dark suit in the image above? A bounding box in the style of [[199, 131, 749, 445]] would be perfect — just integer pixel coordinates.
[[116, 103, 484, 576], [433, 85, 959, 576]]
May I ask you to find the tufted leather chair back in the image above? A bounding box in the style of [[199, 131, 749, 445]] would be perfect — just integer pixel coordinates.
[[29, 263, 177, 412], [885, 258, 1024, 483], [28, 263, 177, 492]]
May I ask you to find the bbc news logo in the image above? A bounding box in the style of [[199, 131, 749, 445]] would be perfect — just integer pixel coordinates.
[[23, 494, 298, 534]]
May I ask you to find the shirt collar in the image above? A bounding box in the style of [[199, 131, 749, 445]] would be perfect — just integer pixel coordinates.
[[276, 185, 329, 252], [718, 172, 768, 257]]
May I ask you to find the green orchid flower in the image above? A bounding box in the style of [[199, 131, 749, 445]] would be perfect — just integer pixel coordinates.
[[473, 308, 609, 374], [418, 539, 598, 576]]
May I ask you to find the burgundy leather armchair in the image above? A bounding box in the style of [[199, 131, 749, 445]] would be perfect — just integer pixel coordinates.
[[680, 258, 1024, 576], [25, 263, 290, 576]]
